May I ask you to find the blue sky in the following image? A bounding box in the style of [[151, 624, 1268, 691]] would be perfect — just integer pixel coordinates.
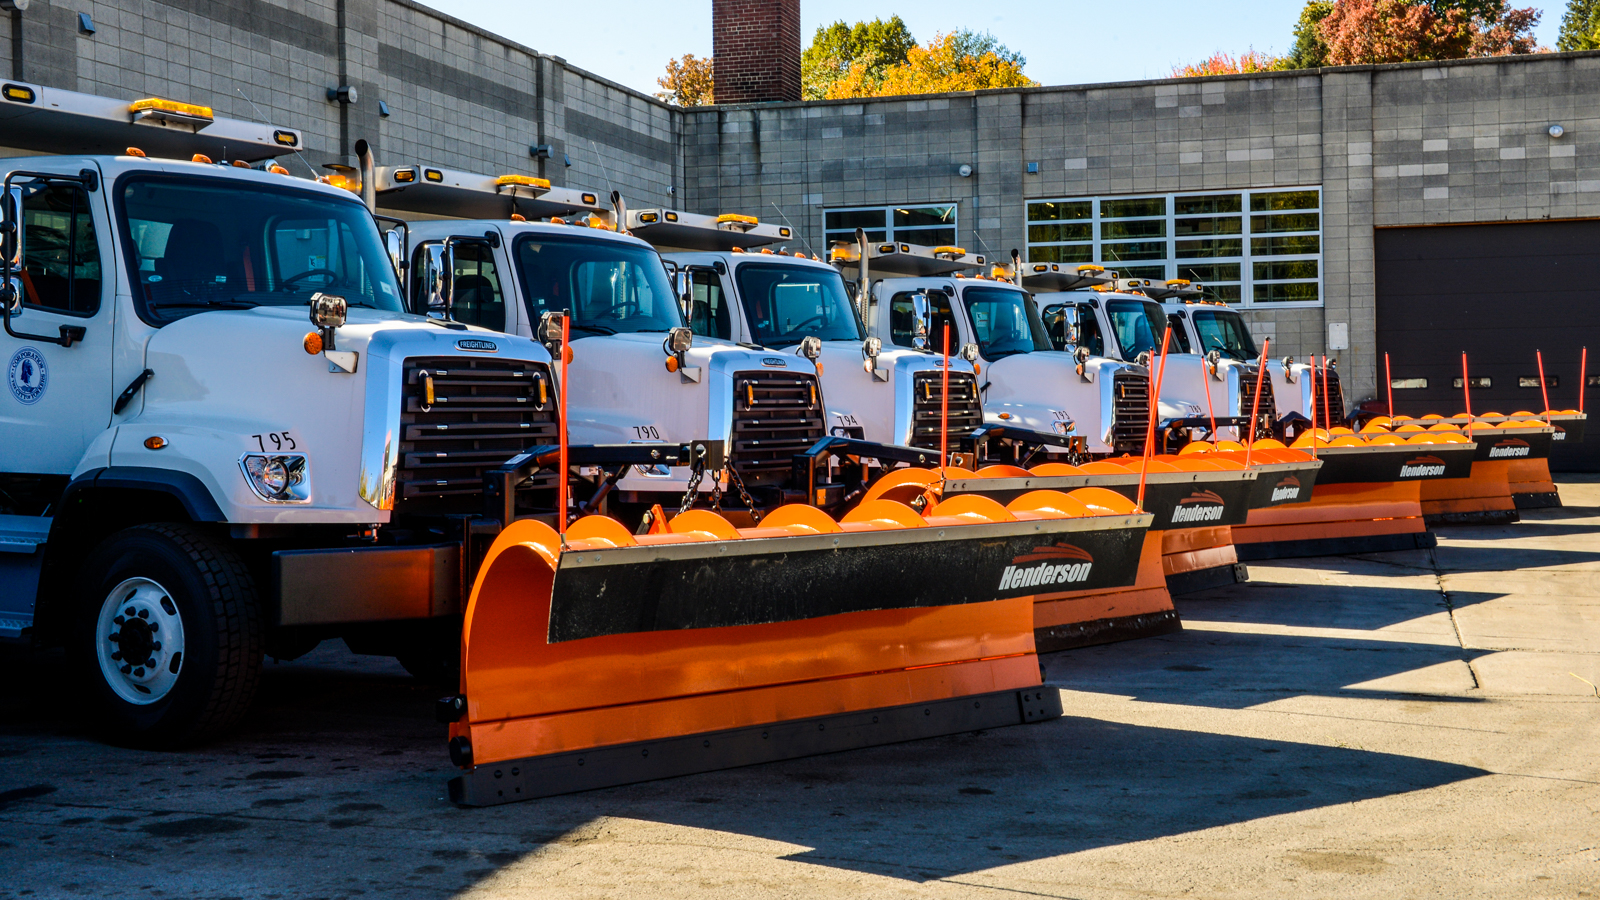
[[421, 1, 1565, 97]]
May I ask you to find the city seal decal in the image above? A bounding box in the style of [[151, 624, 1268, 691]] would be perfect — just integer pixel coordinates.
[[7, 347, 46, 405]]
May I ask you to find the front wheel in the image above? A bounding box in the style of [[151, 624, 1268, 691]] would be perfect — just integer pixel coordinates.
[[75, 524, 263, 748]]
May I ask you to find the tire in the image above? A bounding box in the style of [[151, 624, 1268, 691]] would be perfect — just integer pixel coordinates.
[[74, 523, 263, 748]]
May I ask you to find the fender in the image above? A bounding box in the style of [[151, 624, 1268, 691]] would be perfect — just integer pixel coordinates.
[[56, 467, 227, 525]]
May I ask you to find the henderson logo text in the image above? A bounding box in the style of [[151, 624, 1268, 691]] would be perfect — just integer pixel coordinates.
[[999, 543, 1094, 590], [1170, 490, 1226, 523], [1400, 455, 1447, 477]]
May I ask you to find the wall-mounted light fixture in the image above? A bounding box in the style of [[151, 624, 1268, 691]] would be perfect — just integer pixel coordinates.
[[957, 163, 973, 178], [530, 143, 553, 159], [327, 85, 357, 104], [0, 1, 31, 12], [1549, 124, 1566, 138]]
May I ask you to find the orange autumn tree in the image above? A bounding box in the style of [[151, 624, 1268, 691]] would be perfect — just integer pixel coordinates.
[[656, 53, 715, 106], [825, 31, 1037, 99], [1320, 0, 1540, 64], [1170, 50, 1285, 77]]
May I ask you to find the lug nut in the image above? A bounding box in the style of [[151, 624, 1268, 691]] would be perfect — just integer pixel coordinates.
[[137, 609, 149, 619], [149, 623, 158, 633], [133, 668, 144, 677], [111, 651, 122, 661], [108, 634, 120, 643], [144, 658, 156, 668], [113, 616, 125, 626], [125, 607, 135, 616], [151, 641, 161, 651], [120, 664, 132, 674]]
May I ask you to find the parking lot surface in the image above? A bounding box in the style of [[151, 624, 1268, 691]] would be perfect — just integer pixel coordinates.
[[2, 479, 1598, 899]]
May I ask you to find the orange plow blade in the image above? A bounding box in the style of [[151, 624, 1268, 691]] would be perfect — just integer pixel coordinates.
[[445, 495, 1148, 805]]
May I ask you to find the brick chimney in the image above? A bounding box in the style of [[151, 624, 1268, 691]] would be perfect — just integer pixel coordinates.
[[712, 0, 801, 104]]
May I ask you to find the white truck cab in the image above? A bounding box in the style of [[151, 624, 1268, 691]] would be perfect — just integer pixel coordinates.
[[1158, 296, 1326, 436], [371, 167, 827, 512], [850, 244, 1148, 458], [0, 85, 562, 746], [1032, 273, 1276, 446], [627, 210, 980, 456]]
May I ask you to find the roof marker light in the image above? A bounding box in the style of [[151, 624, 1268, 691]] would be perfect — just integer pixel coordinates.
[[125, 146, 147, 158], [496, 174, 551, 190], [130, 97, 215, 127], [424, 168, 443, 182], [392, 168, 416, 183], [191, 154, 213, 164], [2, 84, 36, 104]]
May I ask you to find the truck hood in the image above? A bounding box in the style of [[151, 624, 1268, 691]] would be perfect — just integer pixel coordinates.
[[981, 351, 1132, 451], [130, 306, 551, 522], [808, 341, 976, 446]]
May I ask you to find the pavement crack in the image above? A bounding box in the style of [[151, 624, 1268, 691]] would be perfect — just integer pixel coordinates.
[[1428, 544, 1481, 690]]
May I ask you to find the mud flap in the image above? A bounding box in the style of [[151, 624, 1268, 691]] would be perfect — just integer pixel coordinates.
[[448, 686, 1063, 806]]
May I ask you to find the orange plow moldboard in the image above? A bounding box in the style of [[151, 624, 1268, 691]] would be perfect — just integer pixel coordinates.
[[446, 503, 1149, 805]]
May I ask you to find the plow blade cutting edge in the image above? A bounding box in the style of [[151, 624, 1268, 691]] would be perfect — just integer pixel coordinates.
[[447, 496, 1149, 805]]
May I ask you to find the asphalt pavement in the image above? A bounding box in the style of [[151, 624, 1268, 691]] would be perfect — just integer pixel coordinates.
[[2, 478, 1597, 899]]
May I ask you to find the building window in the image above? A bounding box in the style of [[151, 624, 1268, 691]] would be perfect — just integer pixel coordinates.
[[1025, 188, 1321, 307], [824, 204, 958, 249]]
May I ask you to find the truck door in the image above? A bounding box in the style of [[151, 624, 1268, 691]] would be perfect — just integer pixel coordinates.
[[685, 266, 731, 340], [408, 237, 508, 333], [0, 168, 114, 475]]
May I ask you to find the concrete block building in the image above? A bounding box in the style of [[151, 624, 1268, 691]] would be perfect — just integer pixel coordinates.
[[2, 0, 1596, 462]]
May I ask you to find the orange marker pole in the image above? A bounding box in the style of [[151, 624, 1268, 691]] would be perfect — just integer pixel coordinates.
[[558, 314, 571, 537], [1461, 351, 1473, 433], [1202, 357, 1217, 440], [1137, 327, 1172, 512], [1582, 346, 1589, 414], [1537, 350, 1551, 424], [940, 323, 951, 472], [1246, 337, 1269, 467], [1385, 352, 1394, 418]]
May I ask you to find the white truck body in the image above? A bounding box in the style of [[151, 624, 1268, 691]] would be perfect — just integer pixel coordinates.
[[393, 216, 827, 503]]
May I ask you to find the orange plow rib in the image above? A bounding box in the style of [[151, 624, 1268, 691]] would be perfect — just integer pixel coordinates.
[[446, 493, 1150, 805]]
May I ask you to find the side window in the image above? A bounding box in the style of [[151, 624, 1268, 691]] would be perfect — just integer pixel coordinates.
[[688, 268, 730, 339], [409, 242, 439, 315], [20, 184, 102, 316], [1077, 305, 1105, 357], [1168, 314, 1192, 352], [450, 242, 505, 333], [887, 290, 955, 349], [1040, 304, 1071, 351]]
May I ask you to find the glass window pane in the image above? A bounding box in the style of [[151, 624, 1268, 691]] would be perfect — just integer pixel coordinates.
[[1174, 194, 1242, 215], [1176, 262, 1241, 283], [892, 205, 956, 228], [1254, 259, 1319, 280], [1251, 212, 1319, 234], [1253, 282, 1320, 303], [1175, 238, 1243, 258], [1102, 241, 1167, 262], [1029, 244, 1094, 264], [1027, 200, 1091, 222], [450, 242, 505, 332], [897, 226, 956, 247], [1100, 197, 1166, 219], [1115, 264, 1169, 280], [1250, 190, 1319, 212], [1173, 216, 1242, 237], [1029, 222, 1092, 243], [1203, 284, 1242, 303], [1251, 235, 1320, 255], [824, 209, 887, 230], [827, 229, 887, 245], [1102, 219, 1166, 240], [22, 184, 102, 315]]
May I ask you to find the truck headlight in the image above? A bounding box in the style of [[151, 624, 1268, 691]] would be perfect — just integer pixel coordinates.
[[240, 454, 310, 503]]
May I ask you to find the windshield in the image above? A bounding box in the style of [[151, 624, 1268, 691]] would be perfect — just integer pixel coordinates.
[[1104, 298, 1167, 359], [119, 175, 406, 325], [513, 233, 681, 336], [733, 263, 861, 347], [962, 287, 1052, 359], [1192, 308, 1259, 360]]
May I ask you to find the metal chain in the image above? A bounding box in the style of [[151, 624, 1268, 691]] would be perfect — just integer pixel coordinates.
[[707, 464, 724, 512], [726, 463, 762, 523], [676, 452, 707, 517]]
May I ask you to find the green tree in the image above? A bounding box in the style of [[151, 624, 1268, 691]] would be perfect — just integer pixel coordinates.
[[1557, 0, 1600, 50], [1285, 1, 1336, 68], [826, 30, 1035, 99], [801, 16, 917, 101]]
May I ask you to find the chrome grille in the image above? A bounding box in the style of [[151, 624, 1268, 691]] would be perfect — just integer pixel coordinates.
[[1111, 370, 1150, 454], [910, 370, 983, 449], [396, 357, 559, 515], [730, 370, 826, 487]]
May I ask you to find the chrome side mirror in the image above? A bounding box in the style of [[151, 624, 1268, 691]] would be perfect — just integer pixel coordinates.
[[664, 325, 693, 356], [1282, 355, 1297, 384], [910, 292, 931, 351], [798, 335, 822, 361], [1074, 346, 1090, 366], [1206, 348, 1223, 379], [420, 243, 451, 319], [0, 185, 23, 316], [960, 342, 979, 362], [538, 310, 566, 347], [310, 292, 347, 353], [384, 228, 403, 278], [675, 269, 691, 319]]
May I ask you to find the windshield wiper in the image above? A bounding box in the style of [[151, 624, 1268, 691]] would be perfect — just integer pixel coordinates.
[[148, 298, 259, 310], [568, 323, 618, 336]]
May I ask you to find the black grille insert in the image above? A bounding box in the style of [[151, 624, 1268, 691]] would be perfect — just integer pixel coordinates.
[[1111, 370, 1150, 454], [911, 370, 983, 449], [396, 357, 559, 515], [731, 370, 825, 487], [1240, 364, 1277, 432], [1310, 365, 1345, 424]]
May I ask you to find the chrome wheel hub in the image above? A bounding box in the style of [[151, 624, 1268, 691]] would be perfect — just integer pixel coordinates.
[[96, 577, 186, 705]]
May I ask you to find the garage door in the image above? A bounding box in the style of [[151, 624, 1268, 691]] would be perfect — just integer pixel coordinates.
[[1375, 221, 1600, 472]]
